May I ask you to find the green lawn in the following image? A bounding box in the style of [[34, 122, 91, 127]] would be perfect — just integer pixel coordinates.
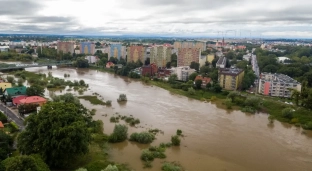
[[78, 96, 106, 105]]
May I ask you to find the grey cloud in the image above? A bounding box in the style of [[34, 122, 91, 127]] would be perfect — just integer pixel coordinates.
[[16, 16, 76, 24], [0, 0, 42, 15]]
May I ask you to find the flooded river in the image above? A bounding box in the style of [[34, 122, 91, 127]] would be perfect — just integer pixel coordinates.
[[19, 66, 312, 171]]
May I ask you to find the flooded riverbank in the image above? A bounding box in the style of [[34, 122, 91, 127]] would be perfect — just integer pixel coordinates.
[[15, 66, 312, 171]]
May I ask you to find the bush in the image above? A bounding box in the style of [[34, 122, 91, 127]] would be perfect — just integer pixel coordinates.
[[241, 106, 256, 114], [102, 164, 119, 171], [47, 84, 55, 88], [282, 108, 294, 120], [188, 87, 195, 95], [0, 112, 8, 123], [129, 132, 155, 144], [171, 135, 181, 146], [221, 91, 230, 96], [303, 122, 312, 130], [108, 124, 128, 143], [176, 129, 182, 136], [161, 162, 182, 171], [76, 168, 87, 171], [141, 149, 154, 161], [245, 96, 261, 109], [290, 118, 299, 124], [85, 160, 110, 171], [210, 96, 217, 101], [224, 98, 233, 109], [106, 100, 112, 106], [110, 117, 118, 123]]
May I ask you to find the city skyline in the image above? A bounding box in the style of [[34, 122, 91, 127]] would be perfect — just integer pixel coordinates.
[[1, 0, 312, 38]]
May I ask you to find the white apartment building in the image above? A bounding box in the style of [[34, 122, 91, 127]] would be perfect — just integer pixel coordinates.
[[171, 66, 196, 81], [258, 72, 301, 98]]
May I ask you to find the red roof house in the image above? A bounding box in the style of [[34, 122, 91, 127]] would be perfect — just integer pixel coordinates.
[[0, 121, 4, 128], [12, 95, 28, 106], [106, 62, 115, 68], [19, 96, 47, 106], [195, 75, 213, 88]]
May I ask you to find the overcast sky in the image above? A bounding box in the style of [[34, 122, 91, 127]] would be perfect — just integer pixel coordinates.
[[1, 0, 312, 38]]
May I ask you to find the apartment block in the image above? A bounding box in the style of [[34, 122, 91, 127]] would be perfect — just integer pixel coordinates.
[[150, 45, 172, 68], [57, 42, 74, 54], [171, 66, 196, 81], [258, 73, 301, 97], [109, 44, 126, 60], [177, 48, 200, 67], [174, 41, 206, 52], [127, 45, 146, 63], [219, 68, 244, 90], [80, 42, 96, 54]]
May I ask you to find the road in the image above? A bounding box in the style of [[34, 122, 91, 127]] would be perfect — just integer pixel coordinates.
[[0, 104, 25, 130]]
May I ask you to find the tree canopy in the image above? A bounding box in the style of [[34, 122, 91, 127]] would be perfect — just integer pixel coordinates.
[[26, 85, 45, 96], [17, 102, 91, 168], [1, 154, 50, 171]]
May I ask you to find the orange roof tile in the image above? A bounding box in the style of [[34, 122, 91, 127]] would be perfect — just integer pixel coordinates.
[[0, 121, 4, 128], [19, 96, 46, 104]]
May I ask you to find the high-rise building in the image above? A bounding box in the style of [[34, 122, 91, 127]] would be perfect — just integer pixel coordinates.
[[218, 68, 245, 90], [57, 42, 74, 54], [127, 45, 146, 63], [177, 48, 200, 67], [150, 45, 172, 68], [80, 42, 96, 54], [109, 44, 125, 60], [174, 41, 206, 52], [258, 73, 301, 97]]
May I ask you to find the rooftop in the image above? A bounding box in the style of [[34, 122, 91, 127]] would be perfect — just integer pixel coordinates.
[[261, 72, 300, 84], [19, 96, 47, 104], [0, 121, 3, 128], [219, 68, 244, 76]]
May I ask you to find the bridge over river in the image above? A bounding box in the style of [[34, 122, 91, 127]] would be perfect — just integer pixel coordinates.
[[0, 61, 73, 71]]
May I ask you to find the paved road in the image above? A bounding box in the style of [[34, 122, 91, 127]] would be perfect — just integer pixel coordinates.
[[0, 104, 25, 130]]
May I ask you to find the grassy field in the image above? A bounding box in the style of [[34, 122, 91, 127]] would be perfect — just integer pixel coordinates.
[[78, 96, 106, 105]]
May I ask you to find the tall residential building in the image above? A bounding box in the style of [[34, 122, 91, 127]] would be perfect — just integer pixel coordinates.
[[218, 68, 245, 90], [80, 42, 96, 54], [150, 45, 172, 68], [258, 73, 301, 98], [109, 44, 125, 60], [174, 41, 206, 52], [177, 48, 200, 67], [57, 42, 74, 54], [127, 45, 146, 63]]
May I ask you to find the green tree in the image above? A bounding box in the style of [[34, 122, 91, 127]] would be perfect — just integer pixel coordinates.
[[168, 74, 178, 84], [188, 73, 198, 81], [166, 62, 171, 68], [227, 91, 239, 102], [17, 102, 91, 167], [290, 88, 301, 106], [74, 57, 89, 68], [6, 76, 15, 84], [95, 42, 101, 47], [200, 66, 210, 75], [195, 79, 202, 89], [190, 62, 200, 71], [26, 85, 45, 96], [188, 87, 195, 95], [212, 83, 222, 93], [0, 131, 13, 161], [1, 154, 50, 171]]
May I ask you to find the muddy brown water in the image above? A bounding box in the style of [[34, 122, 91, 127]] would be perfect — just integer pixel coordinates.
[[17, 66, 312, 171]]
